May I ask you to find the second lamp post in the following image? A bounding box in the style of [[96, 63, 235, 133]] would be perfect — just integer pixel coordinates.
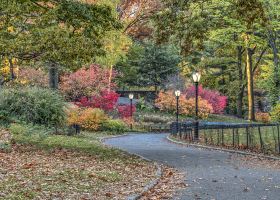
[[192, 72, 201, 141], [129, 93, 134, 130], [175, 90, 181, 133]]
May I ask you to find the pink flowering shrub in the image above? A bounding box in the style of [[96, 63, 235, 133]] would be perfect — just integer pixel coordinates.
[[61, 64, 117, 100], [185, 85, 227, 114]]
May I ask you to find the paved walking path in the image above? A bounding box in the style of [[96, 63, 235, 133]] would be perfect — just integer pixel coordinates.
[[104, 133, 280, 200]]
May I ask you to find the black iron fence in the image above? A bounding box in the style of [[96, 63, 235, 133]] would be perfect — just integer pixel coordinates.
[[171, 122, 280, 155]]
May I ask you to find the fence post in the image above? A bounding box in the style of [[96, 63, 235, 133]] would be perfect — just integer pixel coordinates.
[[221, 128, 224, 146], [258, 126, 264, 153], [246, 127, 249, 149], [217, 129, 220, 146], [277, 125, 280, 154], [271, 126, 277, 153], [232, 128, 235, 147], [236, 128, 239, 148]]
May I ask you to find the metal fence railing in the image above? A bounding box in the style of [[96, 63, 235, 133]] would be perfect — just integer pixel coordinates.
[[171, 122, 280, 155]]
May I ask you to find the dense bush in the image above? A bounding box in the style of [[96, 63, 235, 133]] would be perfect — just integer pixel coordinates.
[[155, 91, 213, 119], [61, 64, 116, 100], [75, 90, 120, 112], [271, 104, 280, 122], [0, 87, 66, 127], [101, 119, 127, 133], [185, 85, 227, 114], [67, 107, 128, 132], [67, 108, 108, 131], [92, 90, 120, 111]]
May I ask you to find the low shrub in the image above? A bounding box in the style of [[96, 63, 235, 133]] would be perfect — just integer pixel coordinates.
[[141, 115, 170, 124], [0, 87, 66, 127], [77, 108, 108, 131], [101, 119, 127, 133], [271, 104, 280, 122], [255, 112, 271, 123]]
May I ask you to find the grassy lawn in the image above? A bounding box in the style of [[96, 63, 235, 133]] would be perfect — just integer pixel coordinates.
[[134, 110, 250, 132], [175, 125, 280, 156], [0, 128, 158, 200]]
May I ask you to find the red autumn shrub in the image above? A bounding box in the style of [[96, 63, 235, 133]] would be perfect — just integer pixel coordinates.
[[75, 90, 120, 112], [92, 90, 120, 111], [74, 96, 92, 107], [117, 105, 136, 119], [60, 64, 117, 100], [185, 85, 227, 114]]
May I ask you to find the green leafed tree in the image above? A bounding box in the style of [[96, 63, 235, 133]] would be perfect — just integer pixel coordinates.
[[0, 0, 122, 89], [116, 42, 180, 92]]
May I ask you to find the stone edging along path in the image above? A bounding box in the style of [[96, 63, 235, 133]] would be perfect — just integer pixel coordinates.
[[100, 134, 163, 200], [166, 134, 280, 161]]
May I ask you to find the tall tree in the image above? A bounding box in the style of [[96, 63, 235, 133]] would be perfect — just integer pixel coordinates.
[[116, 42, 180, 91], [0, 0, 122, 89]]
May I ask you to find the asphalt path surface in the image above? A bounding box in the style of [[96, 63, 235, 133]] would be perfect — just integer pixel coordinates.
[[104, 133, 280, 200]]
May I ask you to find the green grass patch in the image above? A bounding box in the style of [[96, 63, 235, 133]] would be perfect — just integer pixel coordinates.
[[9, 123, 130, 161]]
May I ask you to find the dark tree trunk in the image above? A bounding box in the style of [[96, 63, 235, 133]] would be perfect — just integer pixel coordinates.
[[49, 63, 59, 89], [8, 58, 16, 80], [236, 46, 244, 118], [268, 30, 280, 105]]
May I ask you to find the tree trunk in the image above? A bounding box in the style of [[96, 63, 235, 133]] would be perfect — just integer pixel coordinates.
[[8, 57, 16, 80], [268, 30, 280, 105], [246, 46, 255, 121], [108, 65, 113, 91], [49, 63, 59, 89], [236, 46, 244, 118]]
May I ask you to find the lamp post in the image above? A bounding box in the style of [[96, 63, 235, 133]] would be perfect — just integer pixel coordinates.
[[192, 72, 201, 141], [129, 93, 134, 130], [175, 90, 181, 133]]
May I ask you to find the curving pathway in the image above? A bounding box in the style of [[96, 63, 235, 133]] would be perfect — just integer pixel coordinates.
[[104, 133, 280, 200]]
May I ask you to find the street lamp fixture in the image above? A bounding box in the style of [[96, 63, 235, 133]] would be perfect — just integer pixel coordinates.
[[192, 72, 201, 141], [129, 93, 134, 130], [175, 90, 181, 134], [175, 90, 181, 97], [192, 72, 201, 83], [129, 93, 134, 100]]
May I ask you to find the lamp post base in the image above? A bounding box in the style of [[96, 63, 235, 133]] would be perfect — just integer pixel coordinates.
[[194, 120, 199, 141]]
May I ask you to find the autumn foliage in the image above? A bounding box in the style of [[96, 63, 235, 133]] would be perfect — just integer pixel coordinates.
[[185, 85, 227, 114], [91, 90, 120, 111], [155, 91, 213, 119], [255, 112, 271, 123], [117, 105, 136, 119], [75, 90, 120, 111], [67, 107, 108, 131], [60, 64, 117, 101]]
